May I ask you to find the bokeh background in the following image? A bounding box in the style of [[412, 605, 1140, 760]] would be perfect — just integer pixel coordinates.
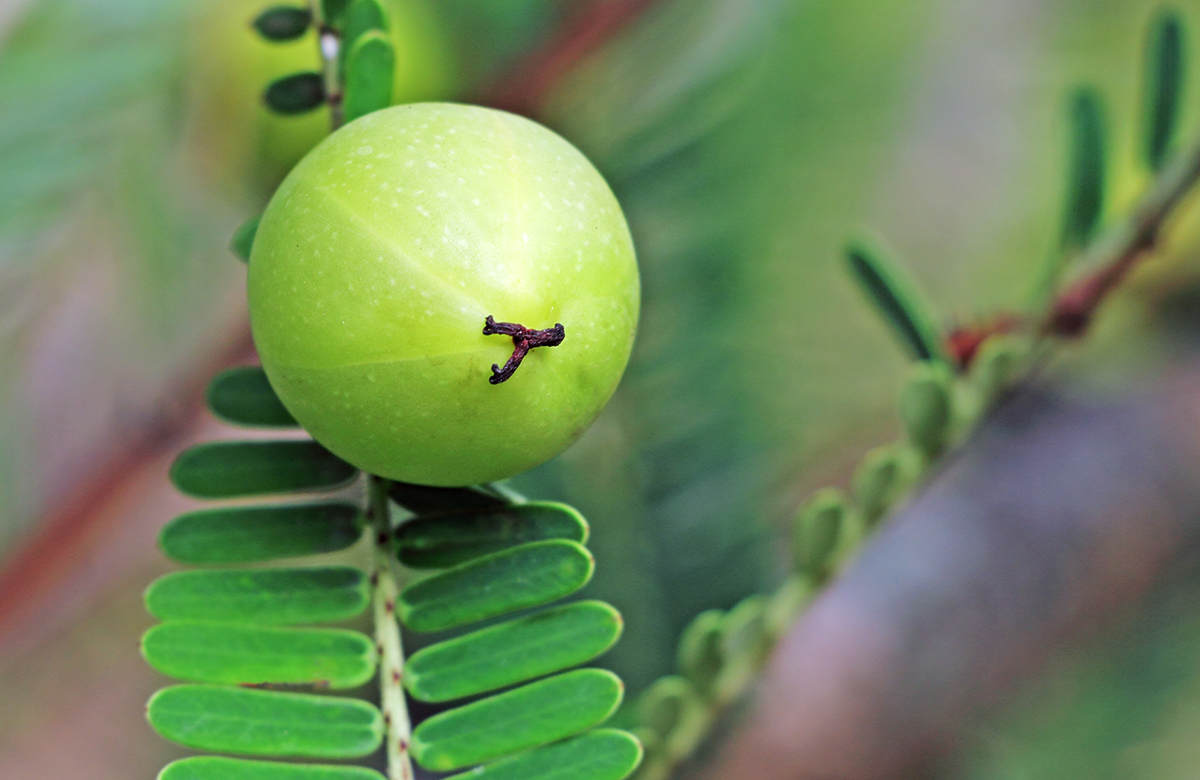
[[6, 0, 1200, 777]]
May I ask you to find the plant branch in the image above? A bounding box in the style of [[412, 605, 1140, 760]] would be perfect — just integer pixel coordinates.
[[369, 475, 414, 780], [308, 0, 344, 130], [1046, 132, 1200, 336]]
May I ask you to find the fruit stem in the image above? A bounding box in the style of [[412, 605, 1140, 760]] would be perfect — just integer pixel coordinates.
[[369, 474, 415, 780], [307, 0, 344, 129], [483, 315, 566, 384]]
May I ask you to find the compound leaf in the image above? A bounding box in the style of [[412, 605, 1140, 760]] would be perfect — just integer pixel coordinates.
[[231, 214, 261, 263], [160, 756, 384, 780], [170, 440, 357, 499], [442, 729, 643, 780], [142, 622, 376, 688], [845, 241, 946, 363], [158, 502, 363, 564], [406, 600, 622, 703], [206, 367, 298, 428], [147, 685, 383, 758], [396, 502, 589, 569], [146, 567, 369, 624], [342, 31, 394, 123], [410, 669, 624, 771], [265, 72, 325, 115], [253, 7, 313, 42], [389, 481, 507, 515], [1144, 10, 1186, 171], [398, 540, 594, 633]]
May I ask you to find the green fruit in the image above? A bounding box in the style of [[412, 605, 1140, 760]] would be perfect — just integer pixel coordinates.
[[248, 103, 640, 486]]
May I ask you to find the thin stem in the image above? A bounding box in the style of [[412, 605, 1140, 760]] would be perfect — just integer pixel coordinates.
[[369, 474, 414, 780], [307, 0, 344, 130]]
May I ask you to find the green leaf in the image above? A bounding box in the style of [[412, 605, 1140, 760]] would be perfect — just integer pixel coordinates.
[[170, 440, 358, 499], [158, 502, 363, 564], [160, 756, 383, 780], [145, 567, 369, 624], [389, 481, 508, 515], [676, 610, 723, 698], [406, 600, 623, 703], [147, 685, 383, 758], [442, 729, 643, 780], [845, 240, 946, 363], [264, 73, 326, 115], [142, 622, 376, 688], [206, 367, 298, 428], [851, 444, 917, 525], [714, 595, 769, 699], [342, 31, 395, 123], [410, 669, 625, 771], [970, 335, 1026, 405], [253, 7, 313, 42], [1144, 10, 1185, 171], [636, 676, 698, 739], [792, 487, 847, 575], [231, 214, 261, 263], [396, 502, 589, 569], [398, 540, 595, 633], [898, 361, 953, 459], [1060, 87, 1107, 250], [342, 0, 388, 49]]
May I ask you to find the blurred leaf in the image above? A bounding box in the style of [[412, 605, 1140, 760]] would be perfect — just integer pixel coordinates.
[[1060, 87, 1107, 251], [342, 31, 395, 122], [636, 675, 699, 738], [410, 669, 624, 771], [342, 0, 388, 49], [398, 540, 595, 633], [676, 609, 723, 697], [396, 501, 589, 569], [1143, 10, 1185, 172], [253, 6, 313, 42], [169, 440, 358, 498], [231, 214, 261, 263], [145, 567, 370, 624], [898, 361, 953, 458], [264, 72, 326, 115], [160, 756, 384, 780], [147, 684, 383, 758], [442, 729, 643, 780], [206, 366, 298, 428], [405, 600, 622, 703], [792, 487, 847, 575], [141, 622, 376, 688], [389, 480, 508, 515], [845, 240, 947, 363], [158, 502, 363, 564]]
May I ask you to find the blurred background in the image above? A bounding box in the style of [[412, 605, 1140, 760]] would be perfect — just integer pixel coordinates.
[[7, 0, 1200, 777]]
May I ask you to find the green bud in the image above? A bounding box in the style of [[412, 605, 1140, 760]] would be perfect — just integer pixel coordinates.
[[792, 487, 847, 575], [852, 444, 917, 525], [898, 361, 953, 458]]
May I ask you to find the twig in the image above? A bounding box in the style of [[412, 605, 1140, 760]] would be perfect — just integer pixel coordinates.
[[308, 0, 344, 130]]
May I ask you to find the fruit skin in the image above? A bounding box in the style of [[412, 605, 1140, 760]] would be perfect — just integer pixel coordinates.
[[248, 103, 640, 486]]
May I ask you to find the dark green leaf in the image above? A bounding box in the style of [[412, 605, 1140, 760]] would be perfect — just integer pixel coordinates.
[[253, 7, 313, 42], [206, 366, 298, 428], [342, 31, 394, 123], [845, 241, 946, 363], [898, 361, 953, 458], [142, 622, 376, 688], [264, 73, 325, 115], [147, 685, 383, 758], [231, 213, 261, 263], [793, 488, 847, 574], [145, 567, 369, 624], [389, 481, 507, 515], [1144, 11, 1185, 171], [158, 503, 363, 564], [161, 756, 383, 780], [442, 729, 643, 780], [398, 540, 595, 633], [406, 600, 623, 703], [396, 501, 589, 569], [410, 669, 625, 771], [342, 0, 388, 50], [676, 610, 723, 697], [1060, 87, 1107, 250], [169, 440, 357, 499]]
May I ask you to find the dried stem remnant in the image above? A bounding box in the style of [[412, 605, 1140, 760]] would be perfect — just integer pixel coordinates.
[[483, 315, 566, 384]]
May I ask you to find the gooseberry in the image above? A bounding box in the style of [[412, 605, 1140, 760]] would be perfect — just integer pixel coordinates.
[[248, 103, 640, 486]]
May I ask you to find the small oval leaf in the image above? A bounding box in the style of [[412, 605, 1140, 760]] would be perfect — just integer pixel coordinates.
[[147, 684, 383, 758], [342, 31, 394, 123], [389, 481, 507, 515], [792, 487, 847, 575], [676, 610, 723, 698], [845, 241, 946, 364], [398, 540, 595, 633], [207, 367, 298, 428], [146, 567, 370, 624], [1060, 87, 1107, 250], [396, 502, 589, 569], [264, 72, 325, 115], [851, 444, 917, 525], [1144, 11, 1185, 171], [410, 669, 625, 771], [442, 729, 643, 780], [231, 213, 261, 263], [161, 756, 384, 780], [253, 6, 313, 41], [898, 361, 953, 458], [170, 440, 357, 499], [142, 622, 377, 688], [406, 600, 623, 703], [158, 502, 363, 564]]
